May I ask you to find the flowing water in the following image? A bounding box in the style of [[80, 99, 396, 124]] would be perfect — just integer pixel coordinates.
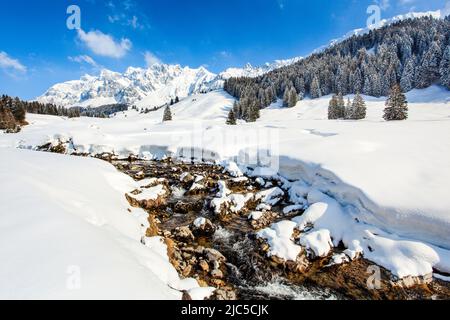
[[113, 159, 450, 300], [114, 159, 339, 300]]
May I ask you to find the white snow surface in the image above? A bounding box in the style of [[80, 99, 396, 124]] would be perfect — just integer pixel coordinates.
[[1, 86, 450, 279], [0, 149, 210, 299]]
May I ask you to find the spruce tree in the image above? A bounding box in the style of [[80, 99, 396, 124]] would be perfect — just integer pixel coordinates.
[[283, 88, 290, 108], [400, 57, 416, 92], [328, 94, 339, 119], [384, 84, 408, 121], [288, 87, 298, 108], [336, 92, 345, 119], [440, 46, 450, 90], [310, 76, 322, 99], [226, 109, 237, 125], [247, 101, 260, 122], [352, 93, 366, 120], [344, 98, 353, 120], [163, 106, 172, 122]]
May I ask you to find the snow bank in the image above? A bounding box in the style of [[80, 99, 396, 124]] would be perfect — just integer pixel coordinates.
[[0, 149, 208, 299]]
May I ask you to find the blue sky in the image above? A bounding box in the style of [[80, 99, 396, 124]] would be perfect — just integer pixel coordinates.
[[0, 0, 448, 99]]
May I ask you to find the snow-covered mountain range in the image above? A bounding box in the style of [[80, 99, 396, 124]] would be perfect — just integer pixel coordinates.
[[37, 57, 302, 108], [37, 64, 222, 108]]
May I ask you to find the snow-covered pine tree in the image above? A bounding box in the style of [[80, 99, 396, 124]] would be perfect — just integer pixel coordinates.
[[440, 45, 450, 89], [247, 101, 260, 122], [283, 88, 290, 108], [288, 87, 298, 108], [163, 106, 172, 122], [336, 92, 345, 118], [328, 94, 339, 120], [384, 84, 408, 121], [352, 93, 366, 120], [294, 77, 306, 98], [400, 56, 416, 92], [310, 76, 322, 99], [226, 109, 237, 125], [344, 98, 353, 120], [417, 41, 443, 88]]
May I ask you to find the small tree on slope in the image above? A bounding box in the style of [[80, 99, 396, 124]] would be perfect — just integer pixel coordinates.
[[328, 94, 339, 119], [384, 84, 408, 121], [226, 109, 237, 125], [440, 46, 450, 90], [344, 97, 353, 120], [352, 93, 367, 120], [163, 106, 172, 122], [288, 87, 298, 108], [336, 93, 345, 119]]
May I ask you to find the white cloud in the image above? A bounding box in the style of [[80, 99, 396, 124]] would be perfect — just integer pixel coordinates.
[[144, 51, 162, 66], [77, 29, 132, 59], [375, 0, 390, 11], [129, 16, 139, 29], [68, 55, 98, 68], [0, 51, 26, 73]]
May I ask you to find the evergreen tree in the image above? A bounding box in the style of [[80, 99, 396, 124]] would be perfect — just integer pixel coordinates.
[[226, 109, 237, 125], [344, 98, 353, 120], [284, 87, 298, 108], [440, 46, 450, 89], [336, 92, 345, 118], [283, 88, 290, 108], [163, 106, 172, 122], [310, 76, 322, 99], [384, 84, 408, 121], [417, 41, 443, 88], [352, 93, 367, 120], [328, 94, 339, 119], [400, 56, 416, 92], [247, 101, 260, 122]]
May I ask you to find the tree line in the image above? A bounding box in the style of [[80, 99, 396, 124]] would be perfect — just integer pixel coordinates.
[[224, 15, 450, 122]]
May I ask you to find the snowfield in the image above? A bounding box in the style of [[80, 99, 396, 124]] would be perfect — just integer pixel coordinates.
[[0, 149, 212, 299], [1, 86, 450, 290]]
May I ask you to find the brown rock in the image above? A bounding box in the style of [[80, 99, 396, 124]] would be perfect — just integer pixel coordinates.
[[173, 226, 195, 243], [198, 260, 210, 272], [211, 269, 224, 279]]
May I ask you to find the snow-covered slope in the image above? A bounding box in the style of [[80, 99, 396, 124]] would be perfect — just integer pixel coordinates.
[[0, 148, 211, 299], [37, 64, 222, 108], [315, 10, 444, 53]]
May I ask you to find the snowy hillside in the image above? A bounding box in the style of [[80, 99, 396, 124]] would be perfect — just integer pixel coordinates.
[[315, 10, 444, 53], [0, 149, 212, 299], [37, 64, 222, 108]]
